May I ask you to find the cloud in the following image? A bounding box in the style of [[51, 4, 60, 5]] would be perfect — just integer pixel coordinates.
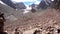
[[24, 2, 33, 6], [11, 0, 41, 6], [11, 0, 35, 2], [34, 1, 40, 4]]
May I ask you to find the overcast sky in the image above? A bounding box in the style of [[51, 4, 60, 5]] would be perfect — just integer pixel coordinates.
[[11, 0, 42, 6]]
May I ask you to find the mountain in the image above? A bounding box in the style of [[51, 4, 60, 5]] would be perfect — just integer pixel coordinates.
[[37, 0, 48, 9], [1, 0, 16, 9], [51, 0, 60, 9], [30, 3, 35, 8], [16, 2, 26, 9]]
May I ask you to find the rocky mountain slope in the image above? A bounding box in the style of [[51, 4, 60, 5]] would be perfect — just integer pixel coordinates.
[[3, 8, 60, 34]]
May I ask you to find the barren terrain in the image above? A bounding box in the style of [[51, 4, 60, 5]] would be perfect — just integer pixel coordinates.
[[4, 8, 60, 34]]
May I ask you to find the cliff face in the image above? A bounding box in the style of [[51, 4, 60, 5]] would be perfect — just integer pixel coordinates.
[[37, 0, 60, 10], [1, 0, 16, 9], [52, 0, 60, 10], [37, 0, 48, 9], [16, 2, 26, 9]]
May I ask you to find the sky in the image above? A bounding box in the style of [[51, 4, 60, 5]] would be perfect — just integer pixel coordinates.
[[11, 0, 42, 6]]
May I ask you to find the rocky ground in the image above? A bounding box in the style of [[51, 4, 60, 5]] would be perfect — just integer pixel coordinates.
[[4, 8, 60, 34]]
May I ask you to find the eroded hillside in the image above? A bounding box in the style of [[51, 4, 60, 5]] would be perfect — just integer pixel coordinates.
[[4, 8, 60, 34]]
